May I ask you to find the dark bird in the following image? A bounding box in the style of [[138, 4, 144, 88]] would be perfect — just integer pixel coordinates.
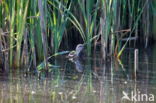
[[67, 44, 85, 60]]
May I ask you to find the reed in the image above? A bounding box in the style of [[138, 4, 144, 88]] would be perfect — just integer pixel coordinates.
[[117, 0, 148, 58], [38, 0, 48, 70], [28, 0, 41, 68], [48, 0, 69, 53], [0, 0, 155, 69], [9, 1, 15, 67], [15, 0, 29, 67], [0, 0, 15, 67], [77, 0, 98, 55], [100, 0, 117, 60]]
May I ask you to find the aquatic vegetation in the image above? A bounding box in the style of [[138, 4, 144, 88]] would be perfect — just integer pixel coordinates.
[[99, 0, 117, 60], [37, 62, 60, 71], [48, 0, 70, 53], [1, 1, 156, 103], [0, 0, 155, 69], [117, 0, 149, 58], [77, 0, 99, 56]]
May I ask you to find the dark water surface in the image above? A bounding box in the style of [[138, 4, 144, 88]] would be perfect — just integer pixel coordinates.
[[0, 47, 156, 103]]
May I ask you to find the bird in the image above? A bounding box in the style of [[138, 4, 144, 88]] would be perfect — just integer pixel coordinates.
[[67, 44, 85, 60], [67, 44, 85, 72]]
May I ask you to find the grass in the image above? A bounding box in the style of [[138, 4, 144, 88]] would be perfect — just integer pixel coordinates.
[[16, 0, 29, 67], [77, 0, 98, 56], [100, 0, 117, 59], [0, 0, 155, 69], [48, 0, 69, 53], [117, 0, 148, 58]]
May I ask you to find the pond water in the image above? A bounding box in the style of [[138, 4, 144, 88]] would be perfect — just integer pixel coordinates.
[[0, 46, 156, 103]]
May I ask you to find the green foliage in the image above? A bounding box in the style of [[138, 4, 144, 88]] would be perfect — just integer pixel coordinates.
[[0, 0, 155, 69], [37, 62, 60, 71], [16, 0, 29, 67], [48, 0, 69, 53], [77, 0, 99, 55], [117, 0, 148, 58]]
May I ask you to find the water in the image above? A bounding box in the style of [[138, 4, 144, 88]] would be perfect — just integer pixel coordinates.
[[0, 47, 156, 103]]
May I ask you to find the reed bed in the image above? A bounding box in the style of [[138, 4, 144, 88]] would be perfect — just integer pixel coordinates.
[[0, 0, 155, 69]]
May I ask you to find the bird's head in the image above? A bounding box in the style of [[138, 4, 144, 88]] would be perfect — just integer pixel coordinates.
[[75, 44, 84, 56]]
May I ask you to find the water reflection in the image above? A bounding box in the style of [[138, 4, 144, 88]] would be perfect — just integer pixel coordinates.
[[68, 58, 84, 73], [0, 48, 156, 103]]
